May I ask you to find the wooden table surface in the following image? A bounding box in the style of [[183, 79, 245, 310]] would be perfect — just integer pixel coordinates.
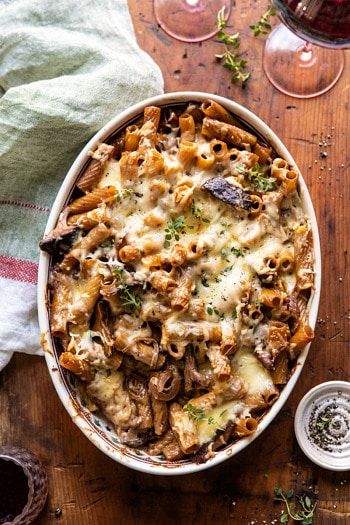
[[1, 1, 349, 523]]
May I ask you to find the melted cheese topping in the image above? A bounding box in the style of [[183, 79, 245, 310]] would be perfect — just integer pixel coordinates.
[[196, 400, 249, 445], [231, 348, 274, 396], [99, 160, 122, 190]]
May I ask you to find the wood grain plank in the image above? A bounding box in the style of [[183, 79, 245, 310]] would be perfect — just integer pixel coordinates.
[[0, 0, 349, 523]]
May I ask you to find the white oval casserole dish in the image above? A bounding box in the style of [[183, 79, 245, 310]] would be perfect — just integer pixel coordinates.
[[37, 92, 321, 475]]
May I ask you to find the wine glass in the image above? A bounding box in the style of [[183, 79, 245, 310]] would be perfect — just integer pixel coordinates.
[[263, 0, 350, 98], [154, 0, 232, 42]]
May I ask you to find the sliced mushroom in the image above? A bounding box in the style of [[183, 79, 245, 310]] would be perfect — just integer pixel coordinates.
[[121, 338, 165, 370], [39, 210, 80, 256], [149, 365, 181, 401], [202, 177, 254, 211], [146, 429, 183, 460], [272, 295, 300, 334], [255, 321, 290, 370], [211, 421, 236, 451], [184, 354, 211, 395], [126, 374, 149, 402], [150, 395, 168, 436], [126, 374, 153, 430], [117, 427, 154, 448], [212, 375, 246, 403], [93, 302, 114, 354]]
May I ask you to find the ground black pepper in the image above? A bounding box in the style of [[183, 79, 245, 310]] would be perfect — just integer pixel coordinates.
[[307, 392, 350, 453]]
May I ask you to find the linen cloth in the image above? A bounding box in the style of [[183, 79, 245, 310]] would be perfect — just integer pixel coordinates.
[[0, 0, 164, 370]]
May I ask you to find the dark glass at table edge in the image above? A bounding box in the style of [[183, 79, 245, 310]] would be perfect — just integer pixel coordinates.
[[272, 0, 350, 49]]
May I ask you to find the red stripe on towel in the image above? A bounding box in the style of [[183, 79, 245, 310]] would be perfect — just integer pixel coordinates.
[[0, 199, 51, 213], [0, 256, 38, 284]]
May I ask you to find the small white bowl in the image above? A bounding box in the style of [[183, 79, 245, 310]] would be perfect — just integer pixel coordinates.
[[295, 381, 350, 471], [37, 91, 321, 475]]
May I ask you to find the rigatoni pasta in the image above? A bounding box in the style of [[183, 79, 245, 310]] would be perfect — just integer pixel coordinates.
[[40, 99, 315, 463]]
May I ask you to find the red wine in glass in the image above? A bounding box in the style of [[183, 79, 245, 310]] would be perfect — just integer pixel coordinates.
[[263, 0, 350, 98], [277, 0, 350, 48]]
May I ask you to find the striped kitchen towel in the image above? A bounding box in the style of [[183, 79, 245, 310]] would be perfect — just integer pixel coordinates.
[[0, 0, 163, 370]]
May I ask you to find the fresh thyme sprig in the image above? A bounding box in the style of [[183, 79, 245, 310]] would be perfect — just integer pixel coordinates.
[[201, 274, 210, 287], [316, 415, 333, 431], [191, 201, 211, 223], [237, 162, 276, 192], [100, 239, 114, 249], [111, 266, 141, 311], [119, 283, 141, 311], [207, 305, 225, 320], [112, 266, 125, 277], [183, 403, 224, 429], [274, 488, 317, 524], [231, 246, 246, 258], [250, 6, 276, 37], [215, 7, 250, 86], [219, 221, 231, 235], [183, 404, 206, 422], [220, 248, 230, 262], [164, 215, 186, 248], [115, 188, 134, 202]]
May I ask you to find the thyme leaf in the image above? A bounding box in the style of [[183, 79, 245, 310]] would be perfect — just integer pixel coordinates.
[[222, 265, 233, 275], [191, 201, 211, 223], [316, 415, 333, 431], [220, 249, 230, 262], [250, 6, 276, 37], [115, 188, 134, 202], [237, 162, 276, 192], [112, 266, 125, 278], [273, 488, 317, 524], [207, 305, 225, 320], [215, 7, 250, 86], [183, 403, 206, 422], [119, 284, 141, 311], [183, 403, 224, 430], [214, 307, 225, 320], [231, 246, 246, 257], [220, 221, 231, 235], [164, 215, 186, 247], [100, 239, 114, 248], [201, 274, 210, 287]]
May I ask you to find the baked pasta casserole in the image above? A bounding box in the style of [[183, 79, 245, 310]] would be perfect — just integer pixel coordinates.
[[40, 99, 315, 462]]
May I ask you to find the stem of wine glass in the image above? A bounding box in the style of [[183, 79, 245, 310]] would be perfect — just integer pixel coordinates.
[[302, 41, 312, 53], [263, 24, 344, 98], [154, 0, 232, 43], [300, 41, 313, 62]]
